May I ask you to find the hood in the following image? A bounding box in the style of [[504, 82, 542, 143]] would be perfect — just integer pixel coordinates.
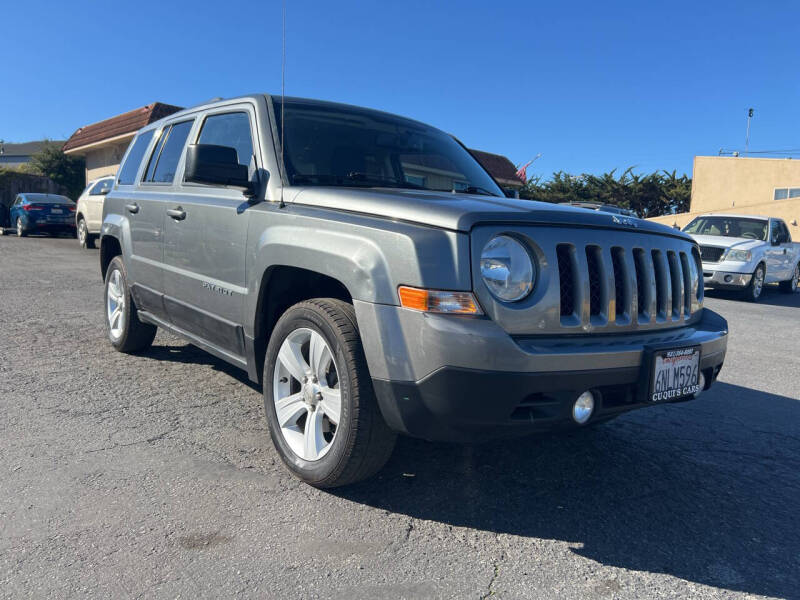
[[291, 187, 692, 240], [689, 234, 764, 251]]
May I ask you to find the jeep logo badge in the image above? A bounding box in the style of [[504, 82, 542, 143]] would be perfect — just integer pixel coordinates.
[[612, 215, 638, 228]]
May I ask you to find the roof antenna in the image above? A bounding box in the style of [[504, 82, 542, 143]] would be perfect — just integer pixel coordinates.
[[279, 0, 287, 208]]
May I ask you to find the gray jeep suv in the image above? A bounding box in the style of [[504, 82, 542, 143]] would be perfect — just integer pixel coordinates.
[[100, 95, 728, 487]]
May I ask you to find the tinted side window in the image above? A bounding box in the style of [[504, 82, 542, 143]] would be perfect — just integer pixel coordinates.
[[197, 112, 253, 167], [118, 131, 155, 185], [148, 121, 193, 183]]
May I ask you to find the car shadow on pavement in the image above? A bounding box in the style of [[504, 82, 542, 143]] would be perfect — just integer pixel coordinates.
[[141, 344, 261, 391], [705, 287, 800, 307], [336, 382, 800, 598]]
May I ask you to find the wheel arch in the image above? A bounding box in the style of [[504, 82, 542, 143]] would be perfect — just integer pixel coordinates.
[[100, 235, 122, 280], [249, 265, 354, 385]]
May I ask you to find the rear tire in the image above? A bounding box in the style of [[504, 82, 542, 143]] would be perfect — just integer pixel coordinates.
[[742, 263, 765, 302], [77, 218, 96, 249], [779, 263, 799, 293], [263, 298, 396, 488], [16, 218, 26, 237], [104, 256, 157, 353]]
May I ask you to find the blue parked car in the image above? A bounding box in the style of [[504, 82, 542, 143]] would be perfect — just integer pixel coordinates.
[[8, 193, 76, 237]]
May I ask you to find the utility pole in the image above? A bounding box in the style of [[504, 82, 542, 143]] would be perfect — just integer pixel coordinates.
[[744, 108, 754, 156]]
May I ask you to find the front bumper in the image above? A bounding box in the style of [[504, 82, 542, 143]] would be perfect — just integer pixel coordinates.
[[356, 301, 728, 442], [703, 269, 752, 289]]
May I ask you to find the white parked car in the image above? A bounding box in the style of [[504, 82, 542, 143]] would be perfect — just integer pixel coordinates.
[[684, 214, 800, 301], [75, 175, 114, 248]]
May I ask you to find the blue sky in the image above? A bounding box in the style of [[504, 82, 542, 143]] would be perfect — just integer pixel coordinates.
[[2, 0, 799, 178]]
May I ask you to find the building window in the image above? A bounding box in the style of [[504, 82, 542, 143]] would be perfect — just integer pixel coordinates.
[[774, 187, 800, 200], [404, 174, 426, 187]]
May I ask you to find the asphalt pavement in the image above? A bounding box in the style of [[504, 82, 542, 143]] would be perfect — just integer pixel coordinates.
[[1, 235, 799, 599]]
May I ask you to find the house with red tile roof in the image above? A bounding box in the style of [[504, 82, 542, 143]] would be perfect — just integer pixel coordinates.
[[63, 103, 182, 184]]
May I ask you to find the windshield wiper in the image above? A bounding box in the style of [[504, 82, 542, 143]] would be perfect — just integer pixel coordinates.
[[291, 172, 425, 190], [432, 185, 497, 197]]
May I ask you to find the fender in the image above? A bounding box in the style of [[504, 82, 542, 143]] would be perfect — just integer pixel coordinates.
[[243, 205, 472, 339]]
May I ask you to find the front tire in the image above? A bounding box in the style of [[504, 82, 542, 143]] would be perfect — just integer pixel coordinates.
[[742, 263, 765, 302], [104, 256, 157, 353], [263, 298, 396, 488], [779, 263, 799, 293], [77, 218, 96, 249]]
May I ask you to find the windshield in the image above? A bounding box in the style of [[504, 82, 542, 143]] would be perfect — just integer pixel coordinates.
[[272, 99, 503, 196], [683, 216, 767, 241]]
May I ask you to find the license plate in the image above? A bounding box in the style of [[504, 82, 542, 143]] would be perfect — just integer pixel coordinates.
[[649, 347, 701, 402], [50, 208, 63, 214]]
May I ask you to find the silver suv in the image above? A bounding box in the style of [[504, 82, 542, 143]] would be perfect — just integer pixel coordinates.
[[100, 95, 728, 487]]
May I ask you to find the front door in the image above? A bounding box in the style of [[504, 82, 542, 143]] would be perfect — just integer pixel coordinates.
[[765, 220, 788, 282], [162, 107, 258, 361]]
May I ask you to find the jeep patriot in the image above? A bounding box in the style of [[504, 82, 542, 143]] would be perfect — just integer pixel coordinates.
[[100, 95, 728, 487]]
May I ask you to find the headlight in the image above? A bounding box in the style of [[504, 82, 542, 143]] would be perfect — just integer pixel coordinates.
[[724, 249, 752, 262], [480, 235, 534, 302]]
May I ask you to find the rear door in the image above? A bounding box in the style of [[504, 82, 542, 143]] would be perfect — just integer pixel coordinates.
[[114, 129, 166, 304], [162, 104, 258, 361]]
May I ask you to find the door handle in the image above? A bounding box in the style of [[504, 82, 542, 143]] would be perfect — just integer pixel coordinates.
[[167, 207, 187, 221], [125, 203, 139, 214]]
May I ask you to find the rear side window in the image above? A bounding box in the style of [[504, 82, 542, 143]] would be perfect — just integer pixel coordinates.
[[144, 120, 193, 184], [197, 112, 253, 167], [118, 131, 155, 185]]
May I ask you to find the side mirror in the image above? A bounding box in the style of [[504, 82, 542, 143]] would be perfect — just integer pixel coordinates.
[[99, 186, 111, 195], [185, 144, 254, 196]]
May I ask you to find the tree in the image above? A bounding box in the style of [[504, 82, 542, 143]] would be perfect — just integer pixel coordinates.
[[519, 168, 692, 218], [24, 142, 85, 200]]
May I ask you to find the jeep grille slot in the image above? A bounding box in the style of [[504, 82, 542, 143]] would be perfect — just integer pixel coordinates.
[[632, 248, 650, 322], [556, 244, 577, 317], [666, 251, 683, 319], [585, 245, 603, 317], [651, 249, 668, 320], [679, 251, 693, 316], [611, 247, 627, 319]]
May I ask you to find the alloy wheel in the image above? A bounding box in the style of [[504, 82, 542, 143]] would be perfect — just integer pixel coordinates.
[[272, 327, 341, 461], [16, 218, 23, 237], [78, 220, 87, 245], [106, 269, 126, 339], [753, 267, 764, 298]]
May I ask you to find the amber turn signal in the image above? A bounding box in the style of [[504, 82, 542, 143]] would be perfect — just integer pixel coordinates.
[[398, 286, 483, 315]]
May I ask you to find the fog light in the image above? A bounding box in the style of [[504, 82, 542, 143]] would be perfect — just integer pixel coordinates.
[[694, 371, 707, 398], [724, 274, 733, 283], [572, 391, 595, 424]]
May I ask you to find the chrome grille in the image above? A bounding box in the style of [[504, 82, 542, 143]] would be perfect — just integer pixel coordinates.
[[699, 245, 725, 263]]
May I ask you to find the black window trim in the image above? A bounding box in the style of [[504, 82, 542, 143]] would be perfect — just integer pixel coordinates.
[[140, 118, 196, 187]]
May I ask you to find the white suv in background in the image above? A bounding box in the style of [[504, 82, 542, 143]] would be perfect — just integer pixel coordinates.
[[75, 175, 114, 248]]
